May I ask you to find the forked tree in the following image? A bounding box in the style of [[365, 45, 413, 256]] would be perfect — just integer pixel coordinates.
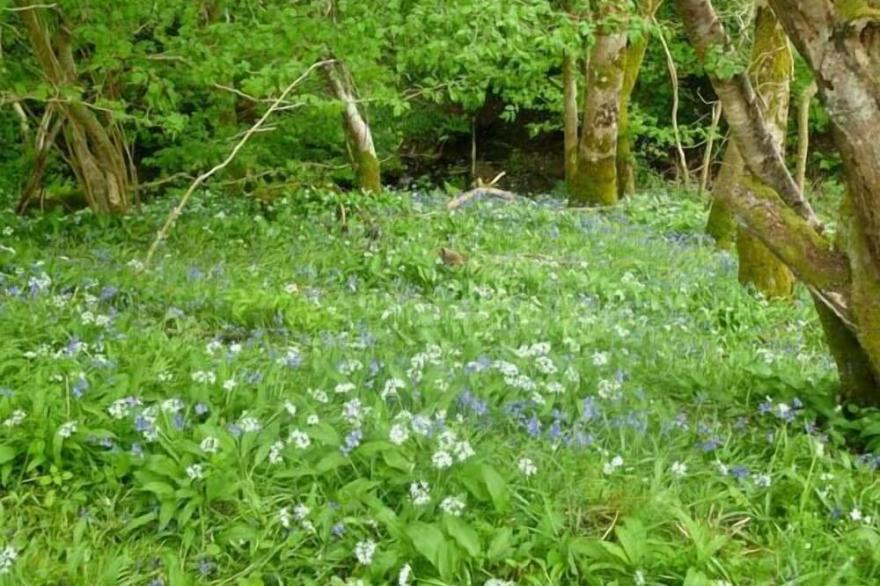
[[677, 0, 880, 405]]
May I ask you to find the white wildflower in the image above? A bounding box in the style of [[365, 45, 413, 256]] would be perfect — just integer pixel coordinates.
[[268, 441, 285, 464], [439, 496, 466, 516], [592, 351, 609, 367], [432, 450, 453, 470], [603, 455, 623, 475], [354, 539, 377, 565], [409, 481, 431, 506], [0, 545, 18, 575], [754, 473, 772, 487], [58, 420, 77, 438], [518, 457, 537, 477], [334, 382, 356, 395], [670, 461, 688, 478], [3, 410, 26, 427], [278, 507, 292, 529], [191, 370, 216, 384], [223, 378, 238, 391], [309, 388, 329, 403], [453, 440, 475, 462], [283, 401, 297, 417], [200, 436, 220, 454], [288, 429, 311, 449], [186, 464, 205, 480], [306, 414, 320, 426], [389, 423, 410, 445], [398, 563, 413, 586]]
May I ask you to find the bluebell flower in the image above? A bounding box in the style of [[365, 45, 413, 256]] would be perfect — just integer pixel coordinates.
[[0, 387, 14, 398], [729, 465, 750, 480], [172, 412, 186, 430], [197, 557, 215, 577], [341, 428, 362, 455], [331, 522, 347, 538], [99, 286, 118, 301], [72, 375, 89, 399], [227, 423, 243, 438], [525, 415, 541, 438], [194, 403, 209, 416], [131, 443, 144, 457]]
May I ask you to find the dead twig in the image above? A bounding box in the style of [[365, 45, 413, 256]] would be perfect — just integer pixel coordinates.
[[140, 59, 332, 270]]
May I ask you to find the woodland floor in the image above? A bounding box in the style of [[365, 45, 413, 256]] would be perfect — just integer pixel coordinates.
[[1, 188, 878, 585]]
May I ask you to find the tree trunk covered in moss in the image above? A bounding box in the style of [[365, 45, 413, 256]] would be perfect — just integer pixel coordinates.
[[324, 60, 381, 193], [568, 1, 628, 207], [705, 143, 742, 249], [616, 0, 663, 199], [563, 51, 579, 193], [735, 6, 794, 298], [16, 2, 134, 213], [676, 0, 880, 404]]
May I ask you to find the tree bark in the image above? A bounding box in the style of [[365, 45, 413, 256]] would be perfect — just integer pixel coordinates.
[[563, 50, 579, 193], [705, 142, 742, 249], [15, 2, 133, 213], [676, 0, 880, 404], [795, 82, 817, 192], [324, 60, 381, 193], [735, 6, 794, 299], [615, 0, 663, 199], [568, 1, 628, 207]]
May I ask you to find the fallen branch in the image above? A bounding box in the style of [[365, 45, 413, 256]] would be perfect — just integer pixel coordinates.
[[140, 59, 332, 270], [446, 186, 520, 210]]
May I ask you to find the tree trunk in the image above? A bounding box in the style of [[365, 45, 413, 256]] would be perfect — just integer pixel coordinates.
[[795, 82, 817, 192], [735, 6, 794, 298], [563, 51, 579, 193], [676, 0, 880, 404], [324, 60, 381, 193], [16, 2, 134, 213], [615, 0, 662, 198], [705, 142, 742, 249], [568, 1, 628, 207]]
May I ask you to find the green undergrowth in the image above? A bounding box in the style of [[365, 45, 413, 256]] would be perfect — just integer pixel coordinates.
[[0, 188, 878, 585]]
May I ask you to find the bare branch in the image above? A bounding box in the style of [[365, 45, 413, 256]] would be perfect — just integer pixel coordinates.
[[140, 59, 333, 270]]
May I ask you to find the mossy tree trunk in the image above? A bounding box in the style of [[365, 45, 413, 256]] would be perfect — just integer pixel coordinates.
[[735, 6, 794, 298], [705, 142, 742, 249], [563, 51, 579, 193], [616, 0, 663, 199], [676, 0, 880, 404], [16, 2, 134, 214], [324, 60, 381, 193], [568, 1, 628, 207]]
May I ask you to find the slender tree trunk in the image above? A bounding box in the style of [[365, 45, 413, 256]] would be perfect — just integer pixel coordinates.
[[735, 6, 794, 298], [698, 101, 723, 198], [16, 2, 133, 213], [324, 60, 381, 193], [569, 1, 628, 207], [563, 51, 579, 192], [615, 0, 663, 198], [705, 142, 742, 249], [795, 81, 817, 192]]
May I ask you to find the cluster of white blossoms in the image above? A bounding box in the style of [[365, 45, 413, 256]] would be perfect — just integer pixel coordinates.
[[603, 455, 624, 475], [354, 539, 377, 565], [439, 496, 466, 516], [410, 481, 431, 506], [670, 461, 688, 478], [0, 545, 18, 575], [517, 457, 538, 477]]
